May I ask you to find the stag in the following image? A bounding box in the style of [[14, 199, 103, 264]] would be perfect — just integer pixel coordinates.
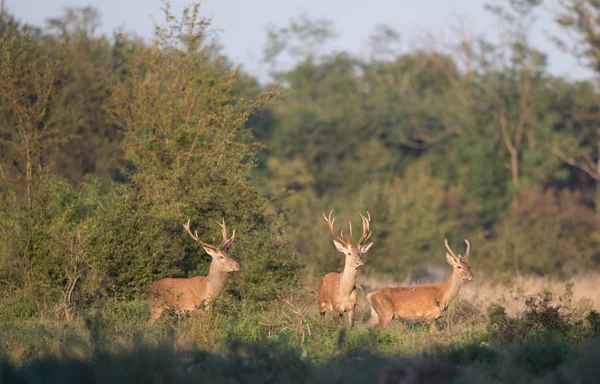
[[318, 210, 373, 327], [366, 239, 473, 331], [147, 218, 240, 325]]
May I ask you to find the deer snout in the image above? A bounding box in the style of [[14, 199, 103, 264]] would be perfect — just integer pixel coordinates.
[[357, 257, 365, 267], [232, 262, 241, 272]]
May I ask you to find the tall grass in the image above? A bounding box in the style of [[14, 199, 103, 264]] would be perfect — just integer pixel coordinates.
[[2, 274, 600, 383]]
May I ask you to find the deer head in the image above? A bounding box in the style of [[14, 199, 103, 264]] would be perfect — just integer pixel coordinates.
[[183, 218, 241, 273], [444, 239, 473, 281], [323, 210, 373, 269]]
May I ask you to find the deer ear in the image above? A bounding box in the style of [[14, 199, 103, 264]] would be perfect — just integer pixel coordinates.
[[202, 246, 218, 258], [333, 240, 347, 253], [446, 252, 457, 266], [361, 242, 374, 254]]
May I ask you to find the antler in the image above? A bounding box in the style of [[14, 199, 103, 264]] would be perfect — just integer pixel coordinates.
[[322, 209, 350, 246], [444, 238, 458, 259], [215, 218, 236, 250], [445, 238, 471, 261], [357, 211, 372, 245], [183, 219, 217, 249]]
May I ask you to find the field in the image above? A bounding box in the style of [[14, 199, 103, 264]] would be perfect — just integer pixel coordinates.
[[3, 1, 600, 382], [2, 272, 600, 383]]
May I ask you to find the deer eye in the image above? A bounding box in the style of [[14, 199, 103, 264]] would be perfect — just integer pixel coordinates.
[[457, 266, 462, 269]]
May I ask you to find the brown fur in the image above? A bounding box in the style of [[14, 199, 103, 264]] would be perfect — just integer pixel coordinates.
[[147, 219, 240, 325], [318, 210, 373, 327], [366, 239, 473, 331], [318, 272, 360, 324]]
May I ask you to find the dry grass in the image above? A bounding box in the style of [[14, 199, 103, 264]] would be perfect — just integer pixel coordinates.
[[357, 271, 600, 317]]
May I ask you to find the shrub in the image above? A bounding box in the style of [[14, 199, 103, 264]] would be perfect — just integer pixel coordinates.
[[0, 2, 302, 319], [523, 292, 569, 333], [586, 310, 600, 336], [487, 287, 600, 347], [508, 334, 571, 376]]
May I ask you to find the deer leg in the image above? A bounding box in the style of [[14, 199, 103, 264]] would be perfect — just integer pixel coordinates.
[[378, 314, 393, 329], [147, 306, 164, 325], [347, 307, 355, 327], [371, 295, 393, 329], [428, 317, 441, 333], [332, 312, 341, 324], [365, 293, 380, 327], [191, 308, 207, 320], [318, 300, 326, 318], [366, 303, 380, 327]]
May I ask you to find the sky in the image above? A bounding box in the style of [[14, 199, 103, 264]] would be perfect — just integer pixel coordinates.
[[5, 0, 592, 83]]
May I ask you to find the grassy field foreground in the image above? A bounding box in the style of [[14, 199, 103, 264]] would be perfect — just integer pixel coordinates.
[[1, 274, 600, 383]]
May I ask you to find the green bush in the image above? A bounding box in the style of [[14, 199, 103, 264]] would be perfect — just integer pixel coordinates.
[[487, 288, 600, 347], [0, 3, 301, 320], [586, 310, 600, 336], [508, 334, 571, 376]]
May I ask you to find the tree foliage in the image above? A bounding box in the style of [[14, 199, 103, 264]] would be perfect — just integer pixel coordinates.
[[2, 0, 600, 321], [0, 4, 300, 319]]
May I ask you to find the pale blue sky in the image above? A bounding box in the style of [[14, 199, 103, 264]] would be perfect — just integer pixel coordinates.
[[5, 0, 590, 82]]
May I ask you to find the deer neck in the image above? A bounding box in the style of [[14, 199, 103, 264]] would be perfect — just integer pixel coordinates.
[[441, 270, 464, 307], [339, 263, 358, 298], [205, 262, 229, 300]]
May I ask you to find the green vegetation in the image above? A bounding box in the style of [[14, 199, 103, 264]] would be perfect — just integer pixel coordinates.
[[1, 286, 600, 383], [2, 0, 600, 382]]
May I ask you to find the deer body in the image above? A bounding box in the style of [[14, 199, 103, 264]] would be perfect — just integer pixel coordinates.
[[366, 239, 473, 331], [147, 219, 240, 325], [149, 265, 229, 314], [318, 269, 359, 320], [318, 210, 373, 327]]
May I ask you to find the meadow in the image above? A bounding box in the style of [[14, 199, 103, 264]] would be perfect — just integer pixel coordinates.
[[3, 1, 600, 382], [2, 272, 600, 383]]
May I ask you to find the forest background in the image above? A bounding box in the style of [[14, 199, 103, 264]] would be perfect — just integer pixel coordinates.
[[3, 1, 600, 382]]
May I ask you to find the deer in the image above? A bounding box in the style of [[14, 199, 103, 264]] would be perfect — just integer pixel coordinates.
[[147, 218, 240, 325], [366, 239, 473, 331], [318, 209, 373, 327]]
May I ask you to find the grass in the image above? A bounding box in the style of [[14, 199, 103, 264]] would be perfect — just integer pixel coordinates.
[[1, 274, 600, 383]]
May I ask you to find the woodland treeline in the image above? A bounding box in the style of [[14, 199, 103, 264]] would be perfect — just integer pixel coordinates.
[[1, 0, 600, 318]]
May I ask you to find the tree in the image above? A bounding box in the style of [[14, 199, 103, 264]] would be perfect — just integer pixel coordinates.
[[0, 27, 68, 208], [0, 22, 96, 317], [45, 7, 123, 182], [103, 2, 300, 302], [550, 0, 600, 206], [263, 13, 337, 79]]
